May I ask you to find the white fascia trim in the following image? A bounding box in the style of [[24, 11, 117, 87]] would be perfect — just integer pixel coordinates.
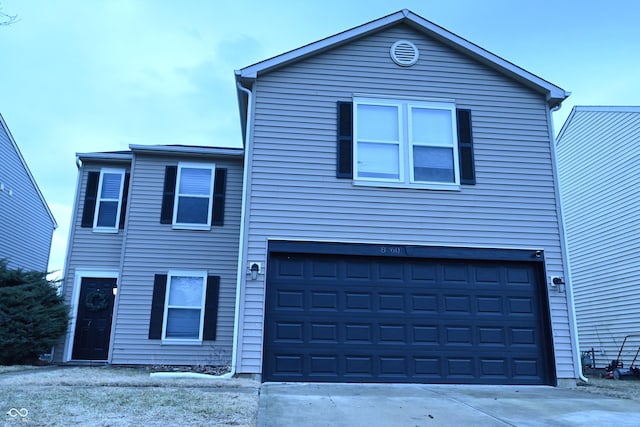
[[572, 105, 640, 113], [0, 113, 58, 228], [64, 270, 119, 362], [76, 152, 133, 162], [236, 9, 568, 105], [129, 144, 244, 157]]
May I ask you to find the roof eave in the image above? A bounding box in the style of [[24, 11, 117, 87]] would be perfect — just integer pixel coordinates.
[[76, 152, 133, 162], [129, 144, 244, 158], [236, 9, 569, 107]]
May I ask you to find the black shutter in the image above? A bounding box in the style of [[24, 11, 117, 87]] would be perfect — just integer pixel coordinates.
[[119, 172, 130, 230], [211, 168, 226, 226], [160, 166, 177, 224], [81, 172, 100, 228], [337, 101, 353, 179], [148, 274, 167, 339], [202, 276, 220, 341], [457, 109, 476, 185]]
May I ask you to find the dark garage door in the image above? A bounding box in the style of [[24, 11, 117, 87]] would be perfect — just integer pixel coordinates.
[[263, 244, 554, 384]]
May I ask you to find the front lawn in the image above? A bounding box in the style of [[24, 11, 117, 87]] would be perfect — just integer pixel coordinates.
[[0, 366, 259, 426]]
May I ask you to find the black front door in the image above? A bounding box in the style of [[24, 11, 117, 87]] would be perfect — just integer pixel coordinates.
[[72, 277, 117, 360]]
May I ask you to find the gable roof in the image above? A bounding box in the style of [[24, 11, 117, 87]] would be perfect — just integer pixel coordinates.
[[557, 106, 640, 144], [235, 9, 569, 136], [0, 113, 57, 229]]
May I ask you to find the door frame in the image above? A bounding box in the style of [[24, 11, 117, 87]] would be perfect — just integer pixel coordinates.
[[64, 270, 119, 362]]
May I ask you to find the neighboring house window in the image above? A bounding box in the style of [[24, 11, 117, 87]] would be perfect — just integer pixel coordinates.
[[81, 169, 130, 231], [160, 163, 227, 229], [337, 99, 475, 187], [149, 273, 220, 342]]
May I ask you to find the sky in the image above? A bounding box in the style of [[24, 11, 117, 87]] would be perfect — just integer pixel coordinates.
[[1, 0, 639, 279]]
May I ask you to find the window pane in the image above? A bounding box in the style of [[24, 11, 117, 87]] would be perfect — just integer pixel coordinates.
[[166, 308, 200, 339], [413, 146, 455, 182], [168, 276, 204, 306], [96, 201, 118, 227], [357, 104, 399, 141], [101, 173, 122, 199], [357, 142, 400, 179], [179, 168, 211, 195], [176, 196, 209, 224], [412, 108, 453, 145]]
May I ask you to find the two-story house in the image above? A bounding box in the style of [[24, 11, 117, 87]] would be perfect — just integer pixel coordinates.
[[57, 145, 243, 366], [0, 113, 57, 272], [59, 9, 582, 386], [232, 9, 580, 385]]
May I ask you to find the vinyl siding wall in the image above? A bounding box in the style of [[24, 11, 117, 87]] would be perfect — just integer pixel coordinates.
[[238, 24, 575, 377], [0, 124, 54, 272], [111, 153, 242, 365], [556, 109, 640, 366], [60, 154, 243, 365], [57, 160, 129, 362]]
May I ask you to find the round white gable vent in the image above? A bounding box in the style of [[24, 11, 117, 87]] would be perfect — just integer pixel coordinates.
[[390, 40, 419, 67]]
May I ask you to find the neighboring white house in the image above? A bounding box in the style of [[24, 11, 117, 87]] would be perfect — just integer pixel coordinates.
[[0, 113, 57, 272], [556, 106, 640, 368], [233, 9, 581, 385]]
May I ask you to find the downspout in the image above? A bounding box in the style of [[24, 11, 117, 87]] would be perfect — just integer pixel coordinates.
[[230, 80, 255, 378], [547, 103, 588, 383]]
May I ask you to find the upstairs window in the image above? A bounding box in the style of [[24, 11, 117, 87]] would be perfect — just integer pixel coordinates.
[[81, 168, 129, 232], [160, 163, 227, 230], [174, 164, 214, 228], [353, 97, 459, 189], [337, 98, 475, 188]]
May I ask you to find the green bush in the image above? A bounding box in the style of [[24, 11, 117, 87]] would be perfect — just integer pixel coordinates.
[[0, 259, 69, 365]]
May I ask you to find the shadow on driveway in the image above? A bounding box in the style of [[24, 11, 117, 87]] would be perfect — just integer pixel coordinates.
[[258, 383, 640, 426]]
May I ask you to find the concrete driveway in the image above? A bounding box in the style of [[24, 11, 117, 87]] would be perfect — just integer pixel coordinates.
[[258, 383, 640, 426]]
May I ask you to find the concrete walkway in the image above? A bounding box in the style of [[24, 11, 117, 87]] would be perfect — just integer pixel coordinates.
[[258, 383, 640, 426]]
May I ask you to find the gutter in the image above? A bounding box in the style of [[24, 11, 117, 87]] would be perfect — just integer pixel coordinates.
[[547, 104, 588, 383], [230, 81, 255, 378]]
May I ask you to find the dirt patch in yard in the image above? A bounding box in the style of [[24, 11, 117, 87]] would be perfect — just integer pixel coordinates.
[[0, 366, 259, 426], [573, 374, 640, 402]]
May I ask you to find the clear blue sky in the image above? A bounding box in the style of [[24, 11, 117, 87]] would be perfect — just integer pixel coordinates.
[[1, 0, 638, 277]]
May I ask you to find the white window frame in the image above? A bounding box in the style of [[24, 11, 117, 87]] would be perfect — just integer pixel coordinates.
[[93, 168, 125, 232], [161, 270, 207, 343], [172, 162, 215, 230], [353, 96, 460, 191]]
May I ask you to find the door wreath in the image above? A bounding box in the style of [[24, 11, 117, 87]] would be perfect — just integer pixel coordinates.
[[85, 290, 110, 312]]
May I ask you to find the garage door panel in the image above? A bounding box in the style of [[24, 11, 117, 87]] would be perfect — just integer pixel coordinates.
[[264, 251, 553, 384]]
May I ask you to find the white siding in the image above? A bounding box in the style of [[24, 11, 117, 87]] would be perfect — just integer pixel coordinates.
[[0, 118, 55, 271], [238, 25, 575, 378], [556, 107, 640, 366]]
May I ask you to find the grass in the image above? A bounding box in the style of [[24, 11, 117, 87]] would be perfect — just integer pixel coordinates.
[[0, 366, 259, 426]]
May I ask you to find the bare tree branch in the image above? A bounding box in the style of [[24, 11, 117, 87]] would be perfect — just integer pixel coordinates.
[[0, 4, 18, 26]]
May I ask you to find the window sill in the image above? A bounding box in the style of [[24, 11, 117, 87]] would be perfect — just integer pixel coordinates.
[[171, 224, 211, 231], [161, 339, 203, 345], [92, 227, 120, 234], [353, 179, 461, 192]]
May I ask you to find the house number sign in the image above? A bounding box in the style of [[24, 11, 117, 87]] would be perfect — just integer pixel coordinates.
[[379, 246, 404, 256]]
